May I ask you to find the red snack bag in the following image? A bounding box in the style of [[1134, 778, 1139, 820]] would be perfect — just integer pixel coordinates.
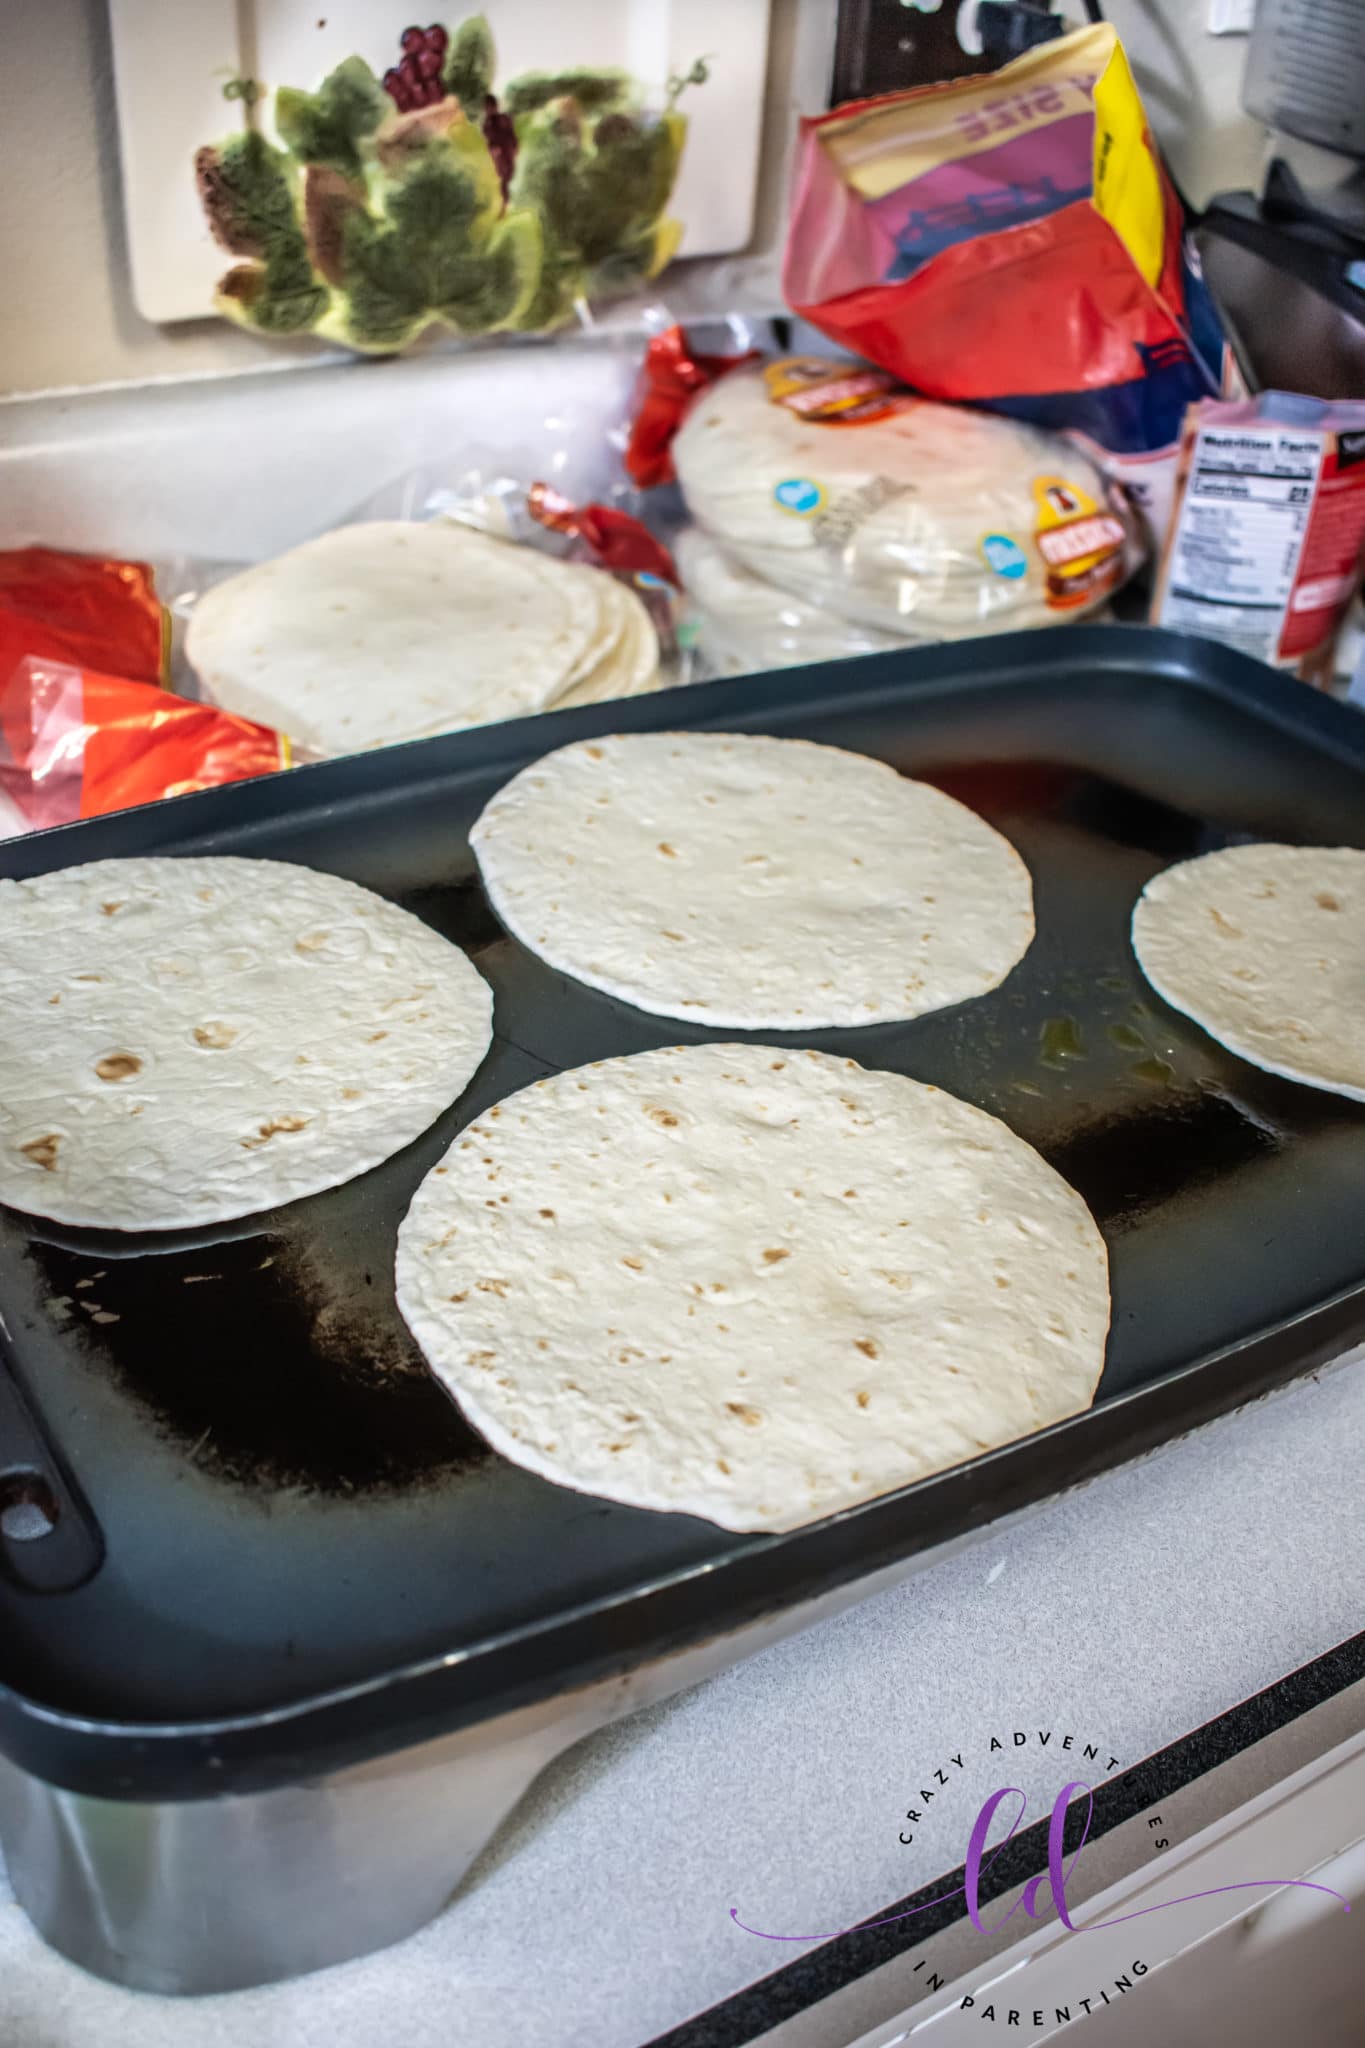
[[0, 658, 290, 831], [624, 325, 762, 488], [782, 24, 1231, 541], [0, 547, 168, 690]]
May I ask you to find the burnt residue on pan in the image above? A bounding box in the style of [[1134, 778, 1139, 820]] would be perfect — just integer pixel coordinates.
[[1052, 775, 1225, 860], [1043, 1086, 1281, 1231], [28, 1229, 487, 1495], [919, 761, 1227, 864]]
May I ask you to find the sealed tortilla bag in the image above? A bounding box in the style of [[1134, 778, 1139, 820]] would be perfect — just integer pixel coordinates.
[[783, 22, 1233, 543], [633, 337, 1142, 640]]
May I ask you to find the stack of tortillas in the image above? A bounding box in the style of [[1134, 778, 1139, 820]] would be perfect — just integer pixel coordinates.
[[1132, 843, 1365, 1101], [186, 521, 660, 757], [672, 360, 1133, 639], [0, 856, 493, 1229], [471, 731, 1035, 1028], [396, 1044, 1110, 1531], [674, 525, 912, 674]]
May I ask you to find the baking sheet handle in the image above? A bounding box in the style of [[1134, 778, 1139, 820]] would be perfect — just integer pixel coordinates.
[[0, 1348, 103, 1594]]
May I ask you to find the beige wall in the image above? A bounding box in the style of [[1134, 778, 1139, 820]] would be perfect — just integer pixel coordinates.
[[0, 0, 1265, 402]]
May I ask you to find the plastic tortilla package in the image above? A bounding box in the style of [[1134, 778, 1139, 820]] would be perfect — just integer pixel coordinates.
[[628, 329, 1143, 646]]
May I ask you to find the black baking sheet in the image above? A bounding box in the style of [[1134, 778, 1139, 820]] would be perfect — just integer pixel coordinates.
[[1, 624, 1363, 1800]]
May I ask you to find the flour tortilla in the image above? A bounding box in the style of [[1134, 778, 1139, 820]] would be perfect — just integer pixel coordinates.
[[471, 732, 1034, 1028], [1132, 844, 1365, 1102], [0, 856, 493, 1230], [396, 1044, 1109, 1530], [187, 522, 653, 755], [675, 525, 912, 674], [550, 572, 661, 709], [672, 362, 1131, 637]]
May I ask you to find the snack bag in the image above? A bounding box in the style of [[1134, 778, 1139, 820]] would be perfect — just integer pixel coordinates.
[[1152, 393, 1365, 679], [783, 23, 1231, 540], [0, 547, 168, 690], [0, 659, 290, 831]]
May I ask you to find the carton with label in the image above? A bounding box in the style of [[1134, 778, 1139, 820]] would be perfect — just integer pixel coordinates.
[[1152, 394, 1365, 681]]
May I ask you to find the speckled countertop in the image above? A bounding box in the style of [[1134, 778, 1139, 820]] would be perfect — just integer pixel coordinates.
[[3, 1348, 1361, 2048]]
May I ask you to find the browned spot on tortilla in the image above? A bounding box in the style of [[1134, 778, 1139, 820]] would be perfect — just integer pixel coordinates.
[[645, 1105, 679, 1127], [661, 930, 685, 943], [716, 1458, 731, 1475], [94, 1053, 142, 1083], [586, 745, 603, 760], [295, 930, 330, 952], [995, 1275, 1010, 1289], [607, 1442, 627, 1453], [448, 1291, 468, 1303], [195, 1021, 238, 1049], [622, 1255, 644, 1271], [241, 1114, 309, 1149], [341, 1088, 362, 1100], [762, 1248, 790, 1264], [20, 1135, 61, 1172], [47, 995, 60, 1006], [539, 1207, 555, 1219], [658, 842, 677, 857], [368, 1031, 388, 1043], [856, 1390, 870, 1408], [100, 902, 125, 917], [854, 1338, 879, 1359], [1209, 908, 1242, 936], [1317, 892, 1341, 912], [477, 1278, 511, 1297], [726, 1402, 762, 1426], [843, 1188, 858, 1198]]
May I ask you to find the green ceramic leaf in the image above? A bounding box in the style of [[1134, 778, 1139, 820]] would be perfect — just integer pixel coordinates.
[[443, 15, 495, 114], [439, 210, 543, 332], [508, 108, 587, 250], [196, 131, 300, 260], [332, 209, 428, 350], [200, 132, 328, 333], [503, 68, 632, 118], [590, 220, 670, 295], [576, 114, 683, 266], [275, 56, 389, 180]]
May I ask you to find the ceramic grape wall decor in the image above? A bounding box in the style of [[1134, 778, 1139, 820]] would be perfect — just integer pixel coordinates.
[[194, 16, 706, 352]]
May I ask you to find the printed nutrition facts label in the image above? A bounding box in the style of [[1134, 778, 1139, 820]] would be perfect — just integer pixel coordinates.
[[1159, 426, 1326, 662]]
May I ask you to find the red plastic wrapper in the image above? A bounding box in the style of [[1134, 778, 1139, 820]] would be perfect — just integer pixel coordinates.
[[0, 547, 168, 690], [527, 483, 680, 584], [624, 325, 762, 488], [0, 658, 291, 831]]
